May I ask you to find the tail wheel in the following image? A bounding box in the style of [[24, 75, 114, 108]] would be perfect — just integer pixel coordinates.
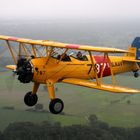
[[24, 92, 38, 106], [49, 98, 64, 114]]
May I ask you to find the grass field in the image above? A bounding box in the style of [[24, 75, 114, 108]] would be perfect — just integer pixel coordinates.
[[0, 71, 140, 130]]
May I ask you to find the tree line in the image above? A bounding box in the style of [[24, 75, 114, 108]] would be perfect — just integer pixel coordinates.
[[0, 115, 140, 140]]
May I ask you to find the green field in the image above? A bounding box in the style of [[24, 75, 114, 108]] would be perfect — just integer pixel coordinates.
[[0, 71, 140, 130]]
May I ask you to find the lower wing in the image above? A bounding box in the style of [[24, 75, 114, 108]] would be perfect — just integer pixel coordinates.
[[62, 78, 140, 93], [6, 65, 16, 71]]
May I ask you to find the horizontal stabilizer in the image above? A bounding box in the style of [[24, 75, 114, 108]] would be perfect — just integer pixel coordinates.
[[6, 65, 16, 70], [123, 57, 140, 63], [62, 78, 140, 93]]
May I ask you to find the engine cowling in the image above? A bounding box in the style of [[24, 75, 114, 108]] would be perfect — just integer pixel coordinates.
[[16, 58, 34, 83]]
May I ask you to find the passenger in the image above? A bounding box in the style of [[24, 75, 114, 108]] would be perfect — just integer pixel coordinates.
[[62, 54, 71, 61], [57, 53, 71, 61], [31, 55, 35, 59]]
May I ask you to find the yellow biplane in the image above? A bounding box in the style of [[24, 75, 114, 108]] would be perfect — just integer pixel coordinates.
[[0, 35, 140, 114]]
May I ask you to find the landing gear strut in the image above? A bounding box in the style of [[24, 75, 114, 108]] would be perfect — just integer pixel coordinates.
[[24, 92, 38, 106], [47, 80, 64, 114], [49, 98, 64, 114]]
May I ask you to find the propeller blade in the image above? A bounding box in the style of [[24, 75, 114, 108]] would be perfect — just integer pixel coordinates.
[[5, 72, 16, 91]]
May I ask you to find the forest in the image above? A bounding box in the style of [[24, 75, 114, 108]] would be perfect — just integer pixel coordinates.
[[0, 115, 140, 140]]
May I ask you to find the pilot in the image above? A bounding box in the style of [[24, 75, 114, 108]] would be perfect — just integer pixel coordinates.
[[76, 51, 88, 61], [76, 51, 83, 60]]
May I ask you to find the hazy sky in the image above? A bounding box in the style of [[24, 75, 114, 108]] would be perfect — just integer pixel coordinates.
[[0, 0, 140, 19]]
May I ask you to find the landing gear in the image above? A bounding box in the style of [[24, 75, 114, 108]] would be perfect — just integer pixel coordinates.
[[24, 81, 64, 114], [47, 80, 64, 114], [24, 92, 38, 106], [134, 72, 139, 78], [49, 98, 64, 114]]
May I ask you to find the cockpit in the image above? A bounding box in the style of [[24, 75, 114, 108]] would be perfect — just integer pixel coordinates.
[[51, 49, 88, 62]]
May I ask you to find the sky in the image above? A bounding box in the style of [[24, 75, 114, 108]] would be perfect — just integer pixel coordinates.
[[0, 0, 140, 19]]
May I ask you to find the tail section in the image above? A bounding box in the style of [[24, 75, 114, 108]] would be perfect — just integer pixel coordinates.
[[124, 37, 140, 62], [131, 37, 140, 60], [123, 37, 140, 75]]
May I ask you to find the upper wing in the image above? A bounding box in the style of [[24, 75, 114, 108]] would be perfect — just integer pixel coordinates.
[[0, 35, 128, 53], [62, 78, 140, 93]]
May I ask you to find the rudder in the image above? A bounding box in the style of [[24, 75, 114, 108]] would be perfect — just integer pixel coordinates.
[[131, 37, 140, 60]]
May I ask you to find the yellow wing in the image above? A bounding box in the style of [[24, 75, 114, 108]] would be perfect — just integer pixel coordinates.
[[62, 78, 140, 93], [6, 65, 16, 70], [0, 35, 128, 53]]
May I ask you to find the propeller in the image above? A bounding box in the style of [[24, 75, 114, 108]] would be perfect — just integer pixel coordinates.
[[16, 57, 34, 83], [5, 71, 16, 91]]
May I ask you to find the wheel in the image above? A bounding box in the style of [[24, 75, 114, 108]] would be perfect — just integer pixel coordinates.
[[24, 92, 38, 106], [134, 72, 139, 78], [49, 98, 64, 114]]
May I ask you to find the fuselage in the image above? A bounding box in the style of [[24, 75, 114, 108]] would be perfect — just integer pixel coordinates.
[[31, 55, 138, 84]]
